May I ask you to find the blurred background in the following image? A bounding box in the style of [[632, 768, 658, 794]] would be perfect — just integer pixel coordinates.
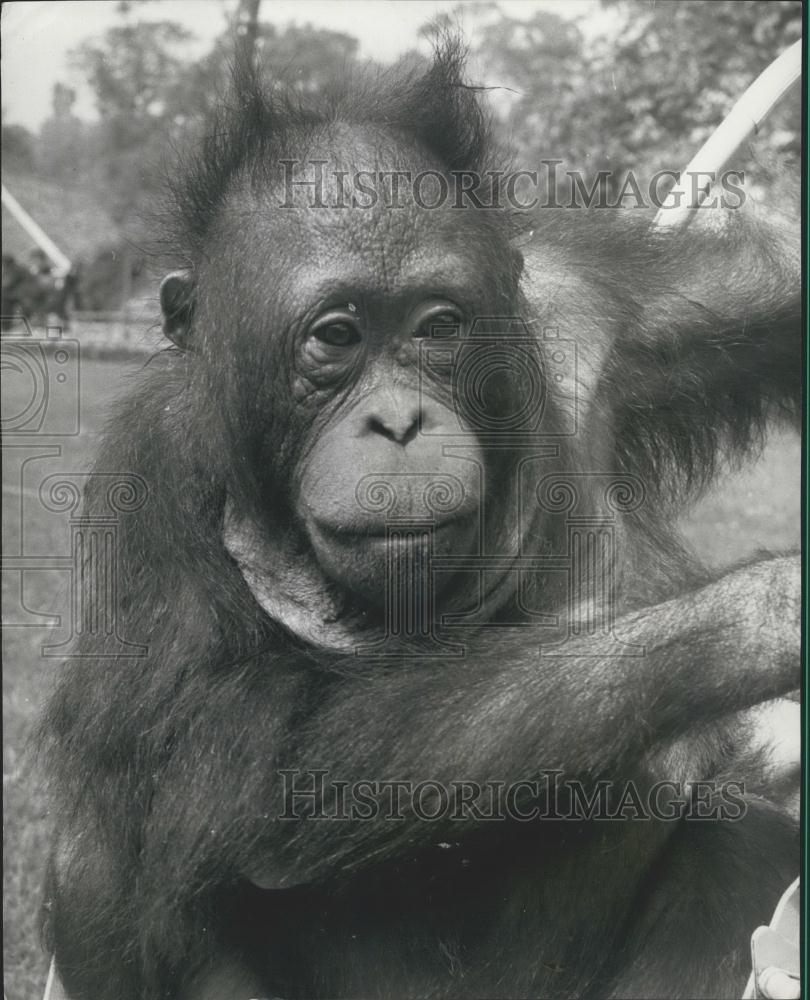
[[1, 2, 802, 997], [2, 0, 801, 329]]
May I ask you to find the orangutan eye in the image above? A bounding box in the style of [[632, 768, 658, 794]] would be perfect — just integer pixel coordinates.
[[312, 322, 361, 348], [415, 307, 463, 338]]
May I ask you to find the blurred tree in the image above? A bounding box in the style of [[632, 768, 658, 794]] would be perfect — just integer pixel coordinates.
[[174, 18, 361, 120], [45, 11, 198, 308], [61, 3, 363, 307], [256, 22, 360, 91], [36, 84, 87, 185], [79, 243, 147, 311], [590, 0, 802, 178], [71, 6, 363, 190], [70, 16, 195, 222], [74, 19, 194, 119], [426, 0, 801, 198], [1, 118, 35, 173], [235, 0, 262, 65]]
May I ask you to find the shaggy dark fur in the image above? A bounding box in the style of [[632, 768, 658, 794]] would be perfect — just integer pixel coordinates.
[[41, 42, 800, 1000]]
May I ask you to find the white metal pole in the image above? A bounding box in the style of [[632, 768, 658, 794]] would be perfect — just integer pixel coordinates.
[[1, 184, 72, 276], [653, 39, 801, 230]]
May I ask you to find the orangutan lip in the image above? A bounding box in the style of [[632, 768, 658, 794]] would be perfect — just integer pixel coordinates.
[[312, 514, 470, 542]]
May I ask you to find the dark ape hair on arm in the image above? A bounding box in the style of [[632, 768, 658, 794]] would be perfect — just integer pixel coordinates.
[[607, 212, 801, 502], [523, 204, 801, 507]]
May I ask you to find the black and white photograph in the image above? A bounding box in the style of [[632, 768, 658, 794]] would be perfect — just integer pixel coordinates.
[[1, 1, 803, 998]]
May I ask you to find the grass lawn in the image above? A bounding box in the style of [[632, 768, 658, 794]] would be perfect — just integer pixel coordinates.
[[2, 355, 800, 1000]]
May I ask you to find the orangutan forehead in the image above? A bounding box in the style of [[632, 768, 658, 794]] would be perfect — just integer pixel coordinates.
[[213, 159, 503, 289]]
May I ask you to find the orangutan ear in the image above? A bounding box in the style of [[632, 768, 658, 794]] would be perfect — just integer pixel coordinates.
[[159, 271, 195, 348]]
